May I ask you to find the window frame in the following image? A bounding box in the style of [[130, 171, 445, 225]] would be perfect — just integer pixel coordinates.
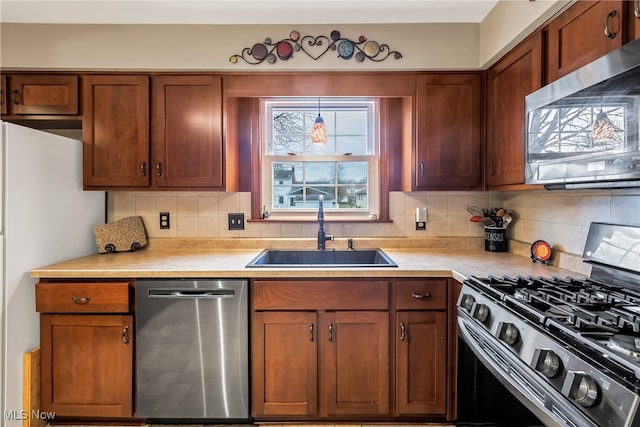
[[261, 97, 380, 221]]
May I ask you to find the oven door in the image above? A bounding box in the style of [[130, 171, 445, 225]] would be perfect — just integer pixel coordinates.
[[457, 309, 599, 427]]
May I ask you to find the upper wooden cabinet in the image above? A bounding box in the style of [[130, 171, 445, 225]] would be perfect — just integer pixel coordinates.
[[414, 73, 482, 190], [486, 31, 544, 187], [151, 75, 224, 189], [4, 74, 78, 115], [82, 75, 150, 189], [546, 0, 625, 82]]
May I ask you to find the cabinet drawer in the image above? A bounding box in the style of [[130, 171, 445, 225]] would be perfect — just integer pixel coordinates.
[[253, 280, 389, 310], [36, 282, 130, 313], [395, 279, 447, 310]]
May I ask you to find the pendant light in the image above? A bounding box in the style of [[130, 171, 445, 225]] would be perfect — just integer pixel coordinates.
[[592, 99, 615, 142], [311, 98, 328, 145]]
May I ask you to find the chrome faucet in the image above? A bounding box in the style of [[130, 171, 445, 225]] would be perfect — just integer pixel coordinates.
[[317, 195, 334, 250]]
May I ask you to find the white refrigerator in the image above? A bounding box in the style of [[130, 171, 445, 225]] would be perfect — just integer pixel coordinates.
[[0, 122, 105, 426]]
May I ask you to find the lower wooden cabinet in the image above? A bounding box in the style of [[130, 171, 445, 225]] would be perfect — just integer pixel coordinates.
[[321, 311, 389, 416], [252, 311, 318, 416], [251, 278, 451, 421], [39, 314, 133, 417], [36, 281, 134, 418]]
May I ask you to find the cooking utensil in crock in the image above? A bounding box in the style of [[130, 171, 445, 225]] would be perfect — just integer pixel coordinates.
[[467, 205, 484, 217], [470, 215, 483, 222], [502, 211, 513, 228]]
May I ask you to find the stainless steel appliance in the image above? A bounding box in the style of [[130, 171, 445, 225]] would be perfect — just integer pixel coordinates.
[[525, 38, 640, 189], [458, 223, 640, 427], [135, 279, 249, 421]]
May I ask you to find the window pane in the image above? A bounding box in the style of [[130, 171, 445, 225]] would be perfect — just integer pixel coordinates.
[[336, 136, 368, 155], [338, 185, 367, 209], [273, 162, 302, 183], [338, 162, 367, 184], [273, 185, 303, 208], [336, 111, 367, 134], [305, 162, 335, 184]]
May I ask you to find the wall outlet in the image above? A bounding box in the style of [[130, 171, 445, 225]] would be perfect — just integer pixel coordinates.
[[159, 212, 170, 229], [228, 213, 245, 230]]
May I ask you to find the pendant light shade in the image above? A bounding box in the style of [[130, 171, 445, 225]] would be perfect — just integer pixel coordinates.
[[592, 110, 615, 142], [311, 98, 327, 145]]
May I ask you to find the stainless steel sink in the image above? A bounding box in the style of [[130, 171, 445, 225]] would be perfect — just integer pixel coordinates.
[[245, 249, 398, 268]]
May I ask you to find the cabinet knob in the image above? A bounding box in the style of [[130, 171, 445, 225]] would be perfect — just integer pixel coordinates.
[[604, 10, 617, 39], [12, 90, 21, 105], [71, 295, 91, 305], [122, 325, 130, 345]]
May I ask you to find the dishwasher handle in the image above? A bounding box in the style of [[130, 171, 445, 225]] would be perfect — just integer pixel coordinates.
[[147, 288, 236, 298]]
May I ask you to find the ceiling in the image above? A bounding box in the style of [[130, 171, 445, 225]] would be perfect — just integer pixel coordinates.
[[0, 0, 500, 25]]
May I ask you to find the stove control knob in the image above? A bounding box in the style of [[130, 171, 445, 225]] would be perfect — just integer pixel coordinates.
[[531, 349, 562, 378], [460, 294, 475, 312], [562, 372, 599, 407], [471, 303, 490, 323], [497, 322, 519, 345]]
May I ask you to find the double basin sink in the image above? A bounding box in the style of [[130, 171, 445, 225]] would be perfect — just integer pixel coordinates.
[[246, 248, 397, 268]]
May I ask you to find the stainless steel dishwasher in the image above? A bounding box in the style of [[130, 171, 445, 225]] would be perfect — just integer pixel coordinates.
[[135, 279, 249, 421]]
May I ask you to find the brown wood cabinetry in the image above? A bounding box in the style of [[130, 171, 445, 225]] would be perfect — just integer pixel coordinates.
[[151, 75, 224, 189], [36, 281, 133, 418], [546, 1, 625, 82], [486, 31, 544, 187], [252, 279, 390, 419], [4, 75, 78, 115], [0, 75, 6, 115], [252, 278, 452, 421], [631, 0, 640, 40], [82, 75, 150, 189], [413, 73, 482, 190], [395, 279, 448, 415]]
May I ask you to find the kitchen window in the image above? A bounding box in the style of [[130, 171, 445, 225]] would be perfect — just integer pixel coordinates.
[[262, 98, 379, 220]]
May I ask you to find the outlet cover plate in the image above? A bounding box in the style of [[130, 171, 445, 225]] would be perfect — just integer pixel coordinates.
[[228, 213, 245, 230], [159, 212, 170, 229]]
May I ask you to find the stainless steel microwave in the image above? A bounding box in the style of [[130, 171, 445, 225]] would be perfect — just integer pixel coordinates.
[[525, 38, 640, 189]]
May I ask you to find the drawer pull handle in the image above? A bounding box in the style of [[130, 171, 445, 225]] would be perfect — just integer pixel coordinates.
[[156, 162, 162, 177], [309, 323, 314, 342], [328, 322, 333, 341], [412, 292, 431, 299], [122, 325, 130, 345], [635, 0, 640, 18], [140, 162, 146, 176], [400, 322, 406, 341], [71, 295, 91, 304], [604, 10, 617, 39]]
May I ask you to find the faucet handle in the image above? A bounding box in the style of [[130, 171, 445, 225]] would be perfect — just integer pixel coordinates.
[[347, 238, 354, 250]]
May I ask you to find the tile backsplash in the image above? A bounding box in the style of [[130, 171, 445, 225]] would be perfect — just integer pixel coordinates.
[[109, 188, 639, 257]]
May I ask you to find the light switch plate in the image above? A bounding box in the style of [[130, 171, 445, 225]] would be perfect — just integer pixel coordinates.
[[228, 213, 245, 230]]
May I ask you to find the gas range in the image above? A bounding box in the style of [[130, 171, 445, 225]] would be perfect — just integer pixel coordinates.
[[457, 223, 640, 427]]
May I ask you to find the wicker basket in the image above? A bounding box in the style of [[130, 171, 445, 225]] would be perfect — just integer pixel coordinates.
[[94, 216, 148, 253]]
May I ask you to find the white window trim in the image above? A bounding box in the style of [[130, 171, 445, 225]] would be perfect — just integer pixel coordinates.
[[261, 97, 380, 221]]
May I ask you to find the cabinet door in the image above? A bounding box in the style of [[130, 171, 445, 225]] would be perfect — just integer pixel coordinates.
[[415, 73, 482, 190], [40, 314, 133, 417], [547, 0, 624, 82], [321, 311, 389, 416], [82, 75, 149, 188], [152, 75, 224, 189], [486, 31, 543, 187], [8, 75, 78, 115], [396, 311, 447, 415], [252, 311, 318, 417]]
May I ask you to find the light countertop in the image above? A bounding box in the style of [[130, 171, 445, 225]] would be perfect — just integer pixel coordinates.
[[30, 246, 585, 283]]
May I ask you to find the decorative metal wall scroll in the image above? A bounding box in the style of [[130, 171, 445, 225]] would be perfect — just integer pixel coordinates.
[[229, 30, 402, 65]]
